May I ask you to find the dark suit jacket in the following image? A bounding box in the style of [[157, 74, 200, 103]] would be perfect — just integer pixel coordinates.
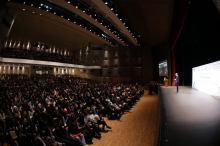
[[176, 76, 179, 85]]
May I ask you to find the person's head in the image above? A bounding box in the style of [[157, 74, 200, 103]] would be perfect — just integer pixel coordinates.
[[175, 73, 178, 76]]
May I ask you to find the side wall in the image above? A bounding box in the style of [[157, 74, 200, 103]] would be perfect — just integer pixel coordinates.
[[152, 42, 171, 84]]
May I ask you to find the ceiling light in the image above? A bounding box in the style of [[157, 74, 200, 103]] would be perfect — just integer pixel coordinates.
[[54, 12, 56, 14], [68, 18, 70, 20], [120, 19, 122, 20], [90, 30, 91, 31], [100, 23, 102, 24], [116, 14, 118, 16], [76, 6, 78, 8], [33, 12, 35, 13], [31, 4, 33, 6], [74, 21, 76, 23], [23, 2, 25, 4], [61, 15, 63, 17], [111, 8, 113, 10], [39, 7, 41, 8], [47, 9, 49, 11], [105, 2, 108, 4], [83, 11, 85, 12], [40, 14, 42, 15], [23, 9, 25, 11], [68, 1, 70, 3]]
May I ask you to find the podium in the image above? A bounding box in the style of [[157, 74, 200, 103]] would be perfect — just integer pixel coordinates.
[[164, 78, 169, 87]]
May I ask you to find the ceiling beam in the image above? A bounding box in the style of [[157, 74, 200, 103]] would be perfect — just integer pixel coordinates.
[[6, 2, 115, 47], [51, 0, 126, 46], [91, 0, 138, 46]]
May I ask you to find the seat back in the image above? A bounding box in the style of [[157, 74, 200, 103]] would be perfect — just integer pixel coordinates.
[[9, 131, 18, 139]]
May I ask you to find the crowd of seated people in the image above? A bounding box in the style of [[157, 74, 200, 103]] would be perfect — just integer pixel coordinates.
[[0, 74, 144, 146], [0, 48, 77, 64]]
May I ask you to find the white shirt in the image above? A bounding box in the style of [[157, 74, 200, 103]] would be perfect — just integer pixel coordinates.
[[89, 114, 100, 123]]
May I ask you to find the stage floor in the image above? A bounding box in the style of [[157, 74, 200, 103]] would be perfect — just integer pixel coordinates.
[[160, 86, 220, 146]]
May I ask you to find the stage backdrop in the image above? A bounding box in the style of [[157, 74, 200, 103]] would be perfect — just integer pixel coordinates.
[[192, 60, 220, 97]]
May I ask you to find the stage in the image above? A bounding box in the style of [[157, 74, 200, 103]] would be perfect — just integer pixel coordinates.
[[159, 86, 220, 146]]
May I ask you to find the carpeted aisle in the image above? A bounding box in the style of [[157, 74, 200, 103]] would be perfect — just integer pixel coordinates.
[[92, 90, 159, 146]]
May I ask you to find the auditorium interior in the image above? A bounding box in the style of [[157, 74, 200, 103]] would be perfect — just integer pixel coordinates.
[[1, 0, 220, 146]]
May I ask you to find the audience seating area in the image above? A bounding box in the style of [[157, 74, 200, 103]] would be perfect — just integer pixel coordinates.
[[0, 74, 144, 146], [0, 48, 76, 64]]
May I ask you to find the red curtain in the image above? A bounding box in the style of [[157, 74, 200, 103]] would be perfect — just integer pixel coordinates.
[[169, 0, 190, 85]]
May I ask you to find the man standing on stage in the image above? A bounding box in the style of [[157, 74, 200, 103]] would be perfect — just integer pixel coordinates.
[[174, 73, 179, 92]]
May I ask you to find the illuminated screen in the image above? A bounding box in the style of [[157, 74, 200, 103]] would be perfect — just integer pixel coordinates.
[[192, 60, 220, 97], [159, 60, 168, 76]]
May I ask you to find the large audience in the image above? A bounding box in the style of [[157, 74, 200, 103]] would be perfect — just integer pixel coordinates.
[[0, 74, 144, 146], [0, 48, 77, 64]]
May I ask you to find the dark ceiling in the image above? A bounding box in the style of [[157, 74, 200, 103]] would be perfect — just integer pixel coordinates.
[[5, 0, 174, 50], [111, 0, 174, 46]]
